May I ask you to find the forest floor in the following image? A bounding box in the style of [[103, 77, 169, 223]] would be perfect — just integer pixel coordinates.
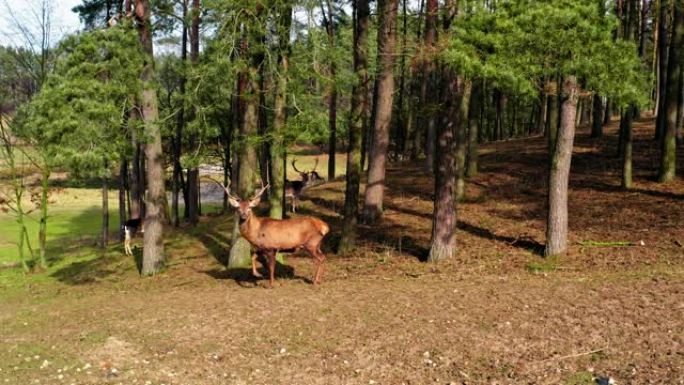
[[1, 117, 683, 385]]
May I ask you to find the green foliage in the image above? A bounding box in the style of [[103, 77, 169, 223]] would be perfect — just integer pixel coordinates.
[[441, 0, 649, 106], [15, 24, 144, 178]]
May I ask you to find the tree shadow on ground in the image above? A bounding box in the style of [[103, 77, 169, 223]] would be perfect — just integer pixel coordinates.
[[46, 205, 141, 285]]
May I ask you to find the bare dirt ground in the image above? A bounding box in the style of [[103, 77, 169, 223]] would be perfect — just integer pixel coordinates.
[[1, 117, 683, 385]]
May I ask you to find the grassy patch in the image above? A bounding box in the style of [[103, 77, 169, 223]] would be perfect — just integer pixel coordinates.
[[526, 256, 561, 273], [565, 371, 595, 385]]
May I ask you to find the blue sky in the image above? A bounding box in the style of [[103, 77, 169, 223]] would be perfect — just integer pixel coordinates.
[[0, 0, 82, 48]]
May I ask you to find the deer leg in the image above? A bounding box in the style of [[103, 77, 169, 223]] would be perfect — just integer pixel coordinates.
[[124, 238, 131, 255], [267, 251, 277, 288], [308, 244, 326, 285], [251, 252, 263, 278]]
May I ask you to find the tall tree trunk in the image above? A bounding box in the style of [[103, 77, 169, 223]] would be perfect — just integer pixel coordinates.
[[269, 2, 292, 220], [536, 85, 547, 134], [591, 94, 604, 137], [428, 74, 463, 262], [676, 67, 684, 145], [230, 11, 263, 266], [322, 0, 338, 181], [455, 81, 472, 201], [660, 0, 683, 182], [466, 83, 480, 177], [172, 0, 188, 227], [119, 160, 127, 241], [102, 163, 109, 249], [136, 0, 166, 275], [545, 75, 579, 257], [362, 0, 398, 224], [186, 0, 201, 225], [129, 110, 142, 220], [396, 0, 409, 154], [622, 106, 635, 188], [656, 0, 670, 140], [604, 98, 613, 124], [339, 0, 371, 253], [420, 0, 437, 171], [546, 80, 559, 151]]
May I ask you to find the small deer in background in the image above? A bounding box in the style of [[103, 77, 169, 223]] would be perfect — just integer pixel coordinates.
[[285, 158, 323, 212], [123, 217, 144, 256], [216, 180, 330, 287]]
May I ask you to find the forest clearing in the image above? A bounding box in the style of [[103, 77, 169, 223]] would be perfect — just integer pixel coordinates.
[[2, 0, 684, 384], [2, 118, 683, 384]]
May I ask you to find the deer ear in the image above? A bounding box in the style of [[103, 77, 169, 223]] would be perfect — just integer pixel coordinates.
[[228, 197, 240, 208]]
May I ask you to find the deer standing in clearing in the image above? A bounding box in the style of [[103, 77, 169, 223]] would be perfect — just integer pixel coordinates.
[[216, 180, 330, 287], [285, 158, 323, 212]]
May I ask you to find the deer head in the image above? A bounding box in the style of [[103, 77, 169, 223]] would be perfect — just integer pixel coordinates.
[[211, 178, 269, 221], [292, 157, 323, 183]]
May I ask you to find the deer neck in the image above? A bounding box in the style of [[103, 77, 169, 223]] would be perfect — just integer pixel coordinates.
[[238, 214, 262, 245]]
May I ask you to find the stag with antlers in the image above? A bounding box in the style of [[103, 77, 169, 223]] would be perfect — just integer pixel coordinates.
[[285, 158, 323, 212], [213, 179, 330, 287]]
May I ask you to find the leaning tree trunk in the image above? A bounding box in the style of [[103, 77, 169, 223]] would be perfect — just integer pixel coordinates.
[[660, 0, 683, 183], [545, 75, 579, 257], [269, 2, 292, 220], [136, 0, 167, 276], [339, 0, 371, 253], [362, 0, 398, 224]]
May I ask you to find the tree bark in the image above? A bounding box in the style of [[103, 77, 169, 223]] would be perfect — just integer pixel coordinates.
[[172, 0, 188, 227], [656, 0, 670, 140], [546, 81, 559, 152], [322, 0, 338, 181], [362, 0, 398, 224], [339, 0, 371, 253], [269, 2, 292, 220], [466, 83, 480, 177], [420, 0, 437, 172], [428, 74, 463, 262], [622, 106, 635, 188], [660, 0, 683, 182], [186, 0, 201, 225], [119, 160, 127, 241], [230, 10, 263, 266], [455, 81, 472, 201], [545, 75, 579, 257], [136, 0, 166, 275], [591, 94, 604, 137], [102, 165, 109, 249]]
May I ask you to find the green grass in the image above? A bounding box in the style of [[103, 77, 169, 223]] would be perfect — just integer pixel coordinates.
[[0, 188, 121, 266]]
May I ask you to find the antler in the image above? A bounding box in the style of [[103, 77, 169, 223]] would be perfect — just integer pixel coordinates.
[[204, 176, 240, 201], [292, 158, 304, 173], [251, 180, 270, 201], [312, 157, 319, 172]]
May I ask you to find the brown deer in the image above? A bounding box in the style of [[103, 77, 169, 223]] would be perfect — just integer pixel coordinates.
[[216, 180, 330, 287], [285, 158, 323, 212], [122, 217, 144, 256]]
